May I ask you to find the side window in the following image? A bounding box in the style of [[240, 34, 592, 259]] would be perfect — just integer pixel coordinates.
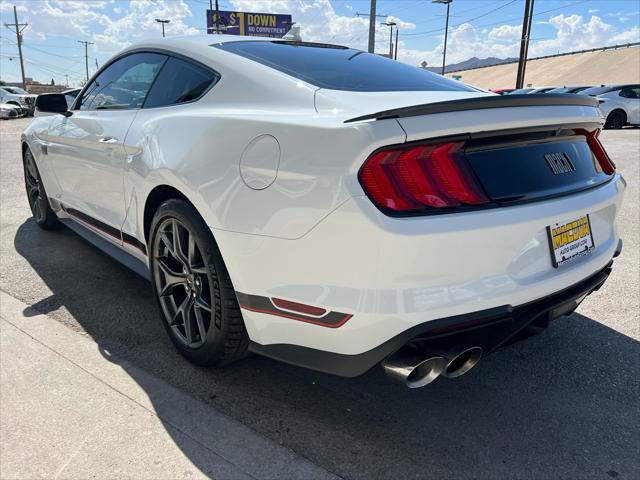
[[78, 53, 167, 111], [143, 57, 219, 108], [618, 87, 640, 99]]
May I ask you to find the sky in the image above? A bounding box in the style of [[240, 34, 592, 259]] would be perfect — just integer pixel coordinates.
[[1, 0, 639, 86]]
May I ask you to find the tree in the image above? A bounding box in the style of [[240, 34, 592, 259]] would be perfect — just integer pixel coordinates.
[[51, 78, 55, 85]]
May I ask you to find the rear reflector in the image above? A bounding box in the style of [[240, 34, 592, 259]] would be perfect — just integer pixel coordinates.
[[574, 128, 616, 175], [359, 141, 489, 212]]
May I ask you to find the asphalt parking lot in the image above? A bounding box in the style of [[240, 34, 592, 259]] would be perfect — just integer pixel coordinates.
[[1, 117, 638, 479]]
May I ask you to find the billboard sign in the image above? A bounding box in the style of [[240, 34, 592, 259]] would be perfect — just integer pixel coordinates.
[[207, 10, 293, 38]]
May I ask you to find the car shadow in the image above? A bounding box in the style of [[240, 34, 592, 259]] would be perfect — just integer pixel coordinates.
[[13, 219, 640, 480]]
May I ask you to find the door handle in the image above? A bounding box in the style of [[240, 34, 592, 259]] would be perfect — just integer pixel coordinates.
[[98, 136, 118, 144]]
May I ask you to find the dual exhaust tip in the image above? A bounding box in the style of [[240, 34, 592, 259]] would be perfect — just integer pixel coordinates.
[[383, 345, 483, 388]]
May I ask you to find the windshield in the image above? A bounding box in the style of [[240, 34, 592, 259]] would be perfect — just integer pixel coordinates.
[[508, 88, 533, 94], [4, 86, 28, 94], [214, 41, 475, 93], [581, 86, 621, 96]]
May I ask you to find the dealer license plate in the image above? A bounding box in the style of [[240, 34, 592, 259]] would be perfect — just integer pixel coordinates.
[[546, 215, 595, 268]]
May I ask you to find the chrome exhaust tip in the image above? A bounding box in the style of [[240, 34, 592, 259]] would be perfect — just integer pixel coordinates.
[[441, 346, 482, 378], [382, 348, 446, 389]]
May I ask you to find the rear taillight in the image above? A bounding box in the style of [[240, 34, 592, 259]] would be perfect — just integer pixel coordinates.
[[574, 128, 616, 175], [359, 141, 489, 213]]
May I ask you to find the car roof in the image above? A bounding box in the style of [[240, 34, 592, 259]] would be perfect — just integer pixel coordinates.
[[125, 34, 283, 51]]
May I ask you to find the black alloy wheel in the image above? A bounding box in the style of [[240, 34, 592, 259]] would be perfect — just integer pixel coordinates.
[[153, 217, 212, 348], [23, 147, 61, 229], [605, 110, 626, 130], [149, 199, 248, 366]]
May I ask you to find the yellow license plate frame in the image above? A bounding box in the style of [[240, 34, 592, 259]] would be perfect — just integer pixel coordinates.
[[546, 214, 595, 268]]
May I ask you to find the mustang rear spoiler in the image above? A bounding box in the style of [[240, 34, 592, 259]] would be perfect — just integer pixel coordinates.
[[343, 94, 600, 123]]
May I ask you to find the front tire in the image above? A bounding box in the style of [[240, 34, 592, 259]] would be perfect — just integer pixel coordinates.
[[23, 147, 61, 230], [604, 110, 626, 129], [149, 199, 249, 366]]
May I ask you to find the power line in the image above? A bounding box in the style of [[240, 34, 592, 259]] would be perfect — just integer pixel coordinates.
[[23, 43, 82, 59], [402, 0, 521, 37], [403, 0, 592, 38], [466, 0, 592, 30]]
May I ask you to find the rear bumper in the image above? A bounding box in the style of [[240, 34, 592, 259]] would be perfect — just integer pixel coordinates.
[[217, 174, 625, 357], [249, 250, 620, 377]]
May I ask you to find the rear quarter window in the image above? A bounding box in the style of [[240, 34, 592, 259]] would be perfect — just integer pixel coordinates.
[[214, 41, 474, 93], [144, 57, 219, 108]]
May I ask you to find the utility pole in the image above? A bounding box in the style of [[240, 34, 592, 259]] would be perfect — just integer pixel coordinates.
[[516, 0, 535, 88], [394, 28, 399, 59], [433, 0, 452, 75], [4, 5, 28, 90], [65, 74, 69, 87], [356, 6, 386, 54], [155, 18, 170, 37], [367, 0, 376, 53], [77, 40, 94, 83]]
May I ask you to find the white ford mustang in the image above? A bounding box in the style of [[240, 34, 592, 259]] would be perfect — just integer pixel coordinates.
[[23, 35, 625, 388]]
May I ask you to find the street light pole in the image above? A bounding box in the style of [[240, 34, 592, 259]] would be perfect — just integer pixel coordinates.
[[215, 0, 220, 34], [394, 28, 399, 59], [155, 18, 170, 37], [433, 0, 452, 75], [208, 0, 213, 34], [383, 21, 396, 58]]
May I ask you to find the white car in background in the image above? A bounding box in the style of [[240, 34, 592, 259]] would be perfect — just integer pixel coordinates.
[[0, 102, 23, 119], [22, 35, 625, 388], [0, 86, 37, 116], [582, 84, 640, 129]]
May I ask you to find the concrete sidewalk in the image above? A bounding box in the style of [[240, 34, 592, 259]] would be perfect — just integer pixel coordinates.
[[0, 291, 337, 480]]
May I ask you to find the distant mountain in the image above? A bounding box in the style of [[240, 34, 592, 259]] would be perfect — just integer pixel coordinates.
[[425, 56, 518, 73]]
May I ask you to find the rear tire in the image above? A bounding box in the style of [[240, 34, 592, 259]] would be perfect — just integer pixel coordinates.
[[149, 199, 249, 366], [604, 110, 626, 129], [22, 147, 61, 230]]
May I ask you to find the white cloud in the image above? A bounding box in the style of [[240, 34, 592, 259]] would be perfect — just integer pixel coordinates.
[[230, 0, 385, 50], [0, 0, 199, 53], [2, 0, 638, 76], [609, 26, 640, 44], [529, 14, 617, 56], [488, 24, 521, 42], [92, 0, 199, 52], [397, 23, 520, 67]]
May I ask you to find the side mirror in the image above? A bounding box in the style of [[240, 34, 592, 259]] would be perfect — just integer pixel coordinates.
[[35, 93, 71, 116]]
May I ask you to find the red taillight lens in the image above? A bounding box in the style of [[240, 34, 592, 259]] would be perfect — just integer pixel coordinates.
[[359, 141, 489, 213], [574, 128, 616, 175]]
